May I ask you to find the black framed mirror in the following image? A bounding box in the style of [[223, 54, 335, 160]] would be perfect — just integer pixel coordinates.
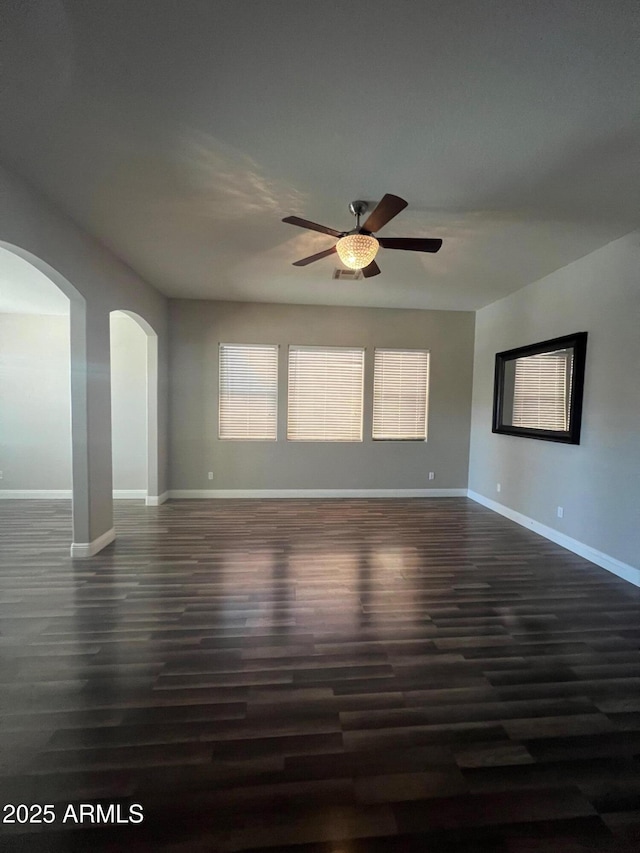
[[492, 332, 588, 444]]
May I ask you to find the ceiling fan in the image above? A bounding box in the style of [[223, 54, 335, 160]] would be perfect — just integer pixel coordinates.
[[282, 194, 442, 278]]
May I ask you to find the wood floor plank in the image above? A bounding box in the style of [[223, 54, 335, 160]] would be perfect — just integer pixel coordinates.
[[0, 496, 638, 851]]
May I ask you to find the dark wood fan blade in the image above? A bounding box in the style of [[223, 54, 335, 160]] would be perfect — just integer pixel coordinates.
[[362, 260, 381, 278], [292, 245, 338, 266], [378, 237, 443, 253], [361, 194, 408, 233], [282, 216, 342, 238]]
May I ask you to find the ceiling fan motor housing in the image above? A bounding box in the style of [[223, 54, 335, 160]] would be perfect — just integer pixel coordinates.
[[349, 200, 368, 218]]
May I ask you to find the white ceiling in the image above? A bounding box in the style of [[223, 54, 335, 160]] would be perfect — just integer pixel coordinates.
[[1, 0, 639, 310]]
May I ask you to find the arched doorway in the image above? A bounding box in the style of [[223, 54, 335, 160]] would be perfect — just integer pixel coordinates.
[[0, 242, 89, 554], [0, 245, 162, 556], [109, 309, 160, 504]]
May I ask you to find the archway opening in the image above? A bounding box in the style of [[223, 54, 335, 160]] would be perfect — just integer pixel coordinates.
[[0, 245, 73, 542], [109, 310, 160, 504]]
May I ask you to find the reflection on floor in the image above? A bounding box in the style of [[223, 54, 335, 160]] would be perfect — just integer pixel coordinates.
[[1, 497, 639, 852]]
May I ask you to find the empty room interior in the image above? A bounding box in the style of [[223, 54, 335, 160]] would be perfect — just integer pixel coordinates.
[[1, 2, 640, 851]]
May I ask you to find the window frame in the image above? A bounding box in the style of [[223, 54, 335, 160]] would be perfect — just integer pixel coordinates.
[[286, 345, 365, 442], [218, 342, 279, 441], [372, 348, 430, 442]]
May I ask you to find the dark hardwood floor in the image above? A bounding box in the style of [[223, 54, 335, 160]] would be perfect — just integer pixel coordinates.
[[1, 497, 639, 852]]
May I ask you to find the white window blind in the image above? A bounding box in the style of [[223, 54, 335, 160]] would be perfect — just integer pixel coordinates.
[[218, 344, 278, 440], [373, 349, 430, 440], [512, 350, 572, 431], [287, 347, 364, 441]]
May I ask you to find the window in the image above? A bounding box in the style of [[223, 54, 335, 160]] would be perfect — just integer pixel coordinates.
[[287, 346, 364, 441], [218, 344, 278, 440], [373, 349, 430, 440], [511, 349, 573, 431]]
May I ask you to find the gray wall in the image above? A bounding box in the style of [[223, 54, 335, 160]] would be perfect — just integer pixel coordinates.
[[469, 231, 640, 569], [0, 313, 148, 491], [169, 300, 475, 490]]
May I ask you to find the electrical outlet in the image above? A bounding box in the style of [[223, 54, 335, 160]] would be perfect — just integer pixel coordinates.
[[496, 483, 501, 493], [208, 472, 213, 480], [557, 506, 564, 519], [428, 472, 435, 481], [0, 470, 3, 479]]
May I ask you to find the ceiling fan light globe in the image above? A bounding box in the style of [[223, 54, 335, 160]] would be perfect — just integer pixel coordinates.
[[336, 234, 379, 270]]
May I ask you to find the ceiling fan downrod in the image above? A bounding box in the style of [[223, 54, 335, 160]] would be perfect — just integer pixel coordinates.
[[348, 200, 368, 232]]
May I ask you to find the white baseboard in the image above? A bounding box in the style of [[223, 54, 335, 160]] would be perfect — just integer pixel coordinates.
[[1, 489, 149, 500], [467, 490, 640, 588], [168, 488, 467, 499], [0, 489, 72, 499], [70, 527, 116, 559], [146, 491, 169, 506]]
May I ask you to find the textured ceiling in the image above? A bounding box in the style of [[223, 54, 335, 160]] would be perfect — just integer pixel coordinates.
[[1, 0, 640, 310]]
